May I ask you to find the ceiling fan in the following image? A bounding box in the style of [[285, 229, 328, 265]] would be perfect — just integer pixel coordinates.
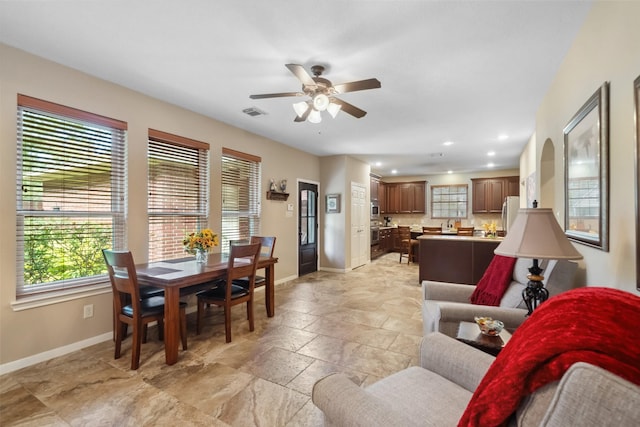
[[249, 64, 381, 123]]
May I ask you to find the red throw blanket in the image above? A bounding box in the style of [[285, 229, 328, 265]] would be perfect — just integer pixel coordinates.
[[469, 255, 517, 306], [459, 287, 640, 427]]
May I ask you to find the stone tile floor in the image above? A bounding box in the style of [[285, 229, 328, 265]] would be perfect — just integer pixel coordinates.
[[0, 253, 422, 426]]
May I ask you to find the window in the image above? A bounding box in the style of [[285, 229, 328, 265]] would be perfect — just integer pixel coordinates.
[[148, 130, 209, 262], [16, 95, 127, 296], [431, 184, 468, 218], [221, 148, 261, 254]]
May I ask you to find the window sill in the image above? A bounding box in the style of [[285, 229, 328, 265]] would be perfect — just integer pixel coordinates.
[[10, 282, 112, 312]]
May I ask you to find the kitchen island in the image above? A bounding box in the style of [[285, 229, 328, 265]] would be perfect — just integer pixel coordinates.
[[417, 234, 503, 285]]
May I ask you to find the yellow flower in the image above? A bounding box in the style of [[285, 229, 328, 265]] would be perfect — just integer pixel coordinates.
[[183, 228, 219, 254]]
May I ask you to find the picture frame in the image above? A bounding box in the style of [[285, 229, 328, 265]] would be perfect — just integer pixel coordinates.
[[563, 82, 609, 251], [326, 193, 341, 213], [634, 75, 640, 290]]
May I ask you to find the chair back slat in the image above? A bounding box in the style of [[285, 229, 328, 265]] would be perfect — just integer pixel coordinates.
[[250, 235, 277, 258], [225, 242, 261, 287], [102, 250, 142, 315]]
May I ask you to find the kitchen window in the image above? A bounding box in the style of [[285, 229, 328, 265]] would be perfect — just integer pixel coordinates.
[[16, 95, 127, 297], [148, 129, 210, 262], [431, 184, 468, 219], [221, 148, 261, 254]]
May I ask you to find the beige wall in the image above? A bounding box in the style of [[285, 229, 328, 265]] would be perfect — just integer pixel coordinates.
[[528, 1, 640, 292], [0, 44, 320, 367]]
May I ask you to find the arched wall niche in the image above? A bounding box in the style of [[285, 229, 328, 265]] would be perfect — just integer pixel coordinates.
[[540, 138, 556, 210]]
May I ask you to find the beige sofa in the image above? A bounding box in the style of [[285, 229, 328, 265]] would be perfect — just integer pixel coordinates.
[[312, 333, 640, 426], [422, 258, 578, 337]]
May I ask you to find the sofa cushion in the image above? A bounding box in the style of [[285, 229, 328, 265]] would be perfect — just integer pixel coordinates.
[[367, 366, 473, 426], [499, 281, 527, 309]]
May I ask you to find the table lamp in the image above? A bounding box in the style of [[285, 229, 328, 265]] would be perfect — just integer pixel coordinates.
[[494, 203, 583, 315]]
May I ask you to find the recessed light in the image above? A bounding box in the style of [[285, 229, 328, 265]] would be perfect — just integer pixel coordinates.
[[447, 170, 453, 174], [391, 169, 398, 174], [375, 161, 382, 167], [498, 134, 508, 141], [487, 162, 495, 168], [487, 151, 496, 156], [443, 141, 454, 146]]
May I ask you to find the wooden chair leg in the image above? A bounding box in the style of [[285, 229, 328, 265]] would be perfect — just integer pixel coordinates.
[[224, 305, 232, 343], [248, 300, 254, 332], [114, 320, 123, 360], [131, 321, 142, 370], [196, 299, 204, 335], [180, 307, 187, 350]]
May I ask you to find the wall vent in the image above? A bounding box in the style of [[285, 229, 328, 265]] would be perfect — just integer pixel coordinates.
[[243, 107, 267, 117]]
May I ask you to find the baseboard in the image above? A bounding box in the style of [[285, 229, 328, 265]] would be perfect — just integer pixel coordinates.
[[0, 331, 113, 376]]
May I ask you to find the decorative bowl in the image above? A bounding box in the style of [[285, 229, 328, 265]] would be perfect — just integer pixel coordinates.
[[474, 316, 504, 336]]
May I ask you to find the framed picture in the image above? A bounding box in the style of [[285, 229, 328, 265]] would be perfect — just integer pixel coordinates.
[[563, 82, 609, 251], [635, 75, 640, 290], [326, 194, 341, 213]]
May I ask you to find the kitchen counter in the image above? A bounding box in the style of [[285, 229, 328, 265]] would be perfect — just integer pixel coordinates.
[[417, 234, 503, 243], [418, 235, 502, 285]]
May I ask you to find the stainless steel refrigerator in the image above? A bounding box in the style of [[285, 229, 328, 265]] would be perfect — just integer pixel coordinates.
[[501, 196, 520, 234]]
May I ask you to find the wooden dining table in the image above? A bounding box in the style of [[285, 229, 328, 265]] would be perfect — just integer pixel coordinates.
[[136, 253, 278, 365]]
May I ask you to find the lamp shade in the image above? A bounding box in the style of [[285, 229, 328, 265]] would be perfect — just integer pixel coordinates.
[[494, 208, 583, 260]]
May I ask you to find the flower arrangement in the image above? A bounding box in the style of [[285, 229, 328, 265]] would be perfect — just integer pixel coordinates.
[[183, 228, 219, 254], [482, 221, 497, 238]]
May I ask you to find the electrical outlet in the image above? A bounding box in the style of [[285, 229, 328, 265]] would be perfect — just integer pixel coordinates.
[[83, 304, 94, 319]]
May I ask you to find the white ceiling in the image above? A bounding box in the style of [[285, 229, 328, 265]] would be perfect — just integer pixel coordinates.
[[0, 0, 593, 177]]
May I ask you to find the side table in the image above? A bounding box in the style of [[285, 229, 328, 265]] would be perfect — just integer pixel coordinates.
[[456, 321, 512, 356]]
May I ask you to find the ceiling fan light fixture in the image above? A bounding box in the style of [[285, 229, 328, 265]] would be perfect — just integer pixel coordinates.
[[327, 102, 341, 118], [312, 93, 330, 111], [308, 109, 322, 124], [293, 101, 309, 118]]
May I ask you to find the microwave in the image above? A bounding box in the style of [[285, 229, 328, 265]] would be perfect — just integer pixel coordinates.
[[371, 202, 380, 217]]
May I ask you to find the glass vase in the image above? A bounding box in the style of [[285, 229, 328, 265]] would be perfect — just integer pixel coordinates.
[[195, 249, 208, 263]]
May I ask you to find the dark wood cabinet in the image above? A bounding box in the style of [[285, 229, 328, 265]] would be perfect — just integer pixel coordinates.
[[471, 176, 518, 214], [370, 176, 379, 202], [505, 176, 519, 197], [384, 181, 425, 214], [380, 228, 392, 251], [378, 181, 386, 213], [390, 227, 401, 251]]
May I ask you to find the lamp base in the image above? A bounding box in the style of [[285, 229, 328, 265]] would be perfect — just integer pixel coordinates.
[[522, 259, 549, 315]]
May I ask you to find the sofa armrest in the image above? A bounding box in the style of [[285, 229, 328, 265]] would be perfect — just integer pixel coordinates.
[[419, 332, 494, 392], [423, 280, 475, 303], [436, 302, 528, 332], [312, 372, 421, 427], [541, 362, 640, 427]]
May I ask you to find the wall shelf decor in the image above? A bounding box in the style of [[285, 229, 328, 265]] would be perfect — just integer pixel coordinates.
[[266, 191, 289, 201]]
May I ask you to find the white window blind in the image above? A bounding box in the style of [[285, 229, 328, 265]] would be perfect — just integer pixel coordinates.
[[16, 95, 127, 296], [148, 129, 209, 261], [221, 148, 261, 254]]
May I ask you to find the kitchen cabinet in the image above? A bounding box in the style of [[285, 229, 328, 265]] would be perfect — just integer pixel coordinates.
[[390, 227, 402, 251], [385, 181, 425, 214], [378, 181, 386, 212], [379, 228, 392, 252], [370, 176, 379, 202], [471, 176, 518, 214]]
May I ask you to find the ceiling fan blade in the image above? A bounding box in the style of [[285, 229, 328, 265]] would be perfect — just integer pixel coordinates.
[[294, 105, 311, 122], [331, 98, 367, 118], [250, 92, 303, 99], [285, 64, 317, 87], [333, 78, 381, 94]]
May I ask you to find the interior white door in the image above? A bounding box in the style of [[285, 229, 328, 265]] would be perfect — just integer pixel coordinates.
[[350, 183, 368, 269]]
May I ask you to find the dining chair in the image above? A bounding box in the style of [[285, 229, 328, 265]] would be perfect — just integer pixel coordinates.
[[422, 226, 442, 235], [232, 236, 276, 289], [195, 242, 261, 343], [398, 226, 418, 264], [457, 226, 475, 236], [102, 249, 187, 370]]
